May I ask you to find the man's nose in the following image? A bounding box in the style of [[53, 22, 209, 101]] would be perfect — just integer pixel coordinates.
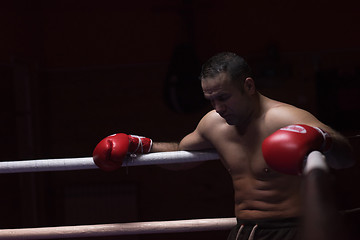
[[214, 101, 226, 114]]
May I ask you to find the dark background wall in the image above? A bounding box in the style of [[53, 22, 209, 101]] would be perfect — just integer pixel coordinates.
[[0, 0, 359, 239]]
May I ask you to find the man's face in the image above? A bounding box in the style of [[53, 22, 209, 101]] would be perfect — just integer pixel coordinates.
[[201, 72, 252, 126]]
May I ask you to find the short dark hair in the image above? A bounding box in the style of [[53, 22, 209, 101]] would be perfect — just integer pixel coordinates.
[[200, 52, 252, 90]]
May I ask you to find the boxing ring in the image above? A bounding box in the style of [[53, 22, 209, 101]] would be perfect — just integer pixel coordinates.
[[0, 150, 347, 239]]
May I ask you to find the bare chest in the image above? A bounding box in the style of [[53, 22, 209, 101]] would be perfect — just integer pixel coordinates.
[[209, 124, 275, 179]]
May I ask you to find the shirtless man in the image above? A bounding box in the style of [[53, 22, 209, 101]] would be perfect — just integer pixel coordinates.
[[93, 52, 354, 240]]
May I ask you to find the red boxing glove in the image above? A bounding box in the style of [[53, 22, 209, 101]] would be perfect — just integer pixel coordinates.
[[262, 124, 332, 175], [93, 133, 152, 171]]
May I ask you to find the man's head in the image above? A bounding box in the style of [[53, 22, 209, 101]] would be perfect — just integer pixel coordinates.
[[200, 52, 257, 126], [200, 52, 252, 92]]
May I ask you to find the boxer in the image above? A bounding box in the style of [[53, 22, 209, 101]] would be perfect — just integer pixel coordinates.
[[93, 52, 354, 240]]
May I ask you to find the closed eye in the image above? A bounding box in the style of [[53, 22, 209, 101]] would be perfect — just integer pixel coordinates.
[[217, 95, 230, 101], [204, 94, 231, 102]]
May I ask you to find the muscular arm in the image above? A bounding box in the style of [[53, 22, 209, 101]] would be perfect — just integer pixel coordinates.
[[267, 104, 355, 169], [151, 142, 179, 152], [152, 111, 216, 170], [151, 111, 215, 152], [179, 112, 215, 151]]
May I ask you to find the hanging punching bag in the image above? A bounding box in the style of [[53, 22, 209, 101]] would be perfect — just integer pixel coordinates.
[[163, 43, 207, 113]]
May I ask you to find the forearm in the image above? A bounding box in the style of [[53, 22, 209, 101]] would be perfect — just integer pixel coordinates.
[[151, 142, 203, 170], [151, 142, 180, 152]]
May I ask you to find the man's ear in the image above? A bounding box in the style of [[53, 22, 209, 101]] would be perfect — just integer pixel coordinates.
[[244, 77, 256, 95]]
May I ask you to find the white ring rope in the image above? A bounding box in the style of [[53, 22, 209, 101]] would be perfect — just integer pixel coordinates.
[[304, 150, 329, 174], [0, 151, 220, 174], [0, 217, 237, 239], [0, 150, 327, 174]]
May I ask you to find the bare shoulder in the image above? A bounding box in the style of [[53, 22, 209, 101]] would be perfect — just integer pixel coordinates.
[[263, 98, 324, 131], [197, 110, 226, 134], [179, 110, 223, 151]]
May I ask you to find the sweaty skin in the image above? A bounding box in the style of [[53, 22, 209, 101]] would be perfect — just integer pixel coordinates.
[[152, 72, 353, 220]]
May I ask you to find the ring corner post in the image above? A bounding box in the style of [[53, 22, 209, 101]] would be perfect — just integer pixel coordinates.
[[301, 151, 347, 240]]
